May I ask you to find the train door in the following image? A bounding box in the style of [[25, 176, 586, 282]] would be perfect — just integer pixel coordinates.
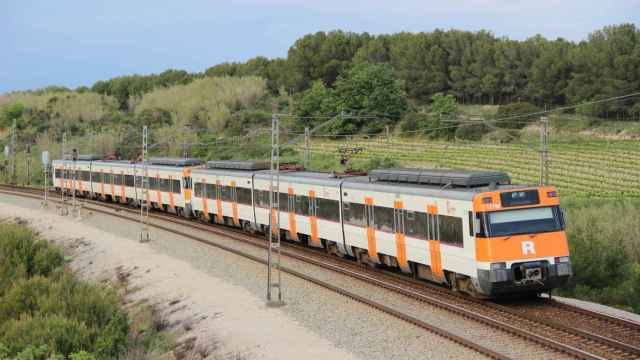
[[393, 201, 409, 271], [427, 206, 444, 279], [215, 180, 223, 223], [365, 198, 379, 263], [308, 192, 320, 246], [287, 188, 297, 240], [230, 181, 239, 225]]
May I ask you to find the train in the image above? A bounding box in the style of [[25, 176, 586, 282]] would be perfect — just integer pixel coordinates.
[[52, 156, 573, 298]]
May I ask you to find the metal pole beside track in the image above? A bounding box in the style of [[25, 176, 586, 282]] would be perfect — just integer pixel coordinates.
[[539, 116, 549, 186], [140, 125, 150, 243], [60, 132, 69, 216], [267, 106, 284, 307]]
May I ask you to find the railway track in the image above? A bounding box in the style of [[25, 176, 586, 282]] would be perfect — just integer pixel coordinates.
[[2, 184, 639, 359]]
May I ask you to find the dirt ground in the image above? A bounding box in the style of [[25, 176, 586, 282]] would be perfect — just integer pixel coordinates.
[[0, 197, 357, 360]]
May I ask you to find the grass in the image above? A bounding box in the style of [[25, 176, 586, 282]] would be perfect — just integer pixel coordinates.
[[301, 137, 640, 198]]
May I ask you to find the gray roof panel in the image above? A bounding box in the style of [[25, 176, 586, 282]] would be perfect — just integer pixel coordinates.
[[206, 160, 270, 170], [369, 168, 511, 188]]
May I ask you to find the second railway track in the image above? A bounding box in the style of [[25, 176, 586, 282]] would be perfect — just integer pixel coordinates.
[[2, 185, 639, 359]]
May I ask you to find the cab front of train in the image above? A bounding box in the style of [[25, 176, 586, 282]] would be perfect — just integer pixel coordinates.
[[472, 186, 572, 297]]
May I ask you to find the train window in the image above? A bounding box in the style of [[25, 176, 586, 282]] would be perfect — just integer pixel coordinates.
[[237, 187, 252, 205], [125, 175, 135, 187], [194, 183, 203, 197], [279, 192, 288, 211], [183, 177, 192, 189], [148, 177, 157, 190], [295, 195, 309, 215], [83, 171, 91, 181], [475, 213, 488, 237], [220, 186, 231, 201], [253, 189, 267, 207], [206, 184, 216, 199], [158, 178, 169, 192], [55, 169, 62, 178], [114, 174, 122, 185], [405, 211, 428, 239], [172, 180, 181, 194], [468, 212, 474, 237], [316, 198, 340, 222], [343, 202, 366, 227], [92, 172, 100, 182], [374, 206, 394, 232], [439, 215, 463, 246], [103, 173, 112, 184]]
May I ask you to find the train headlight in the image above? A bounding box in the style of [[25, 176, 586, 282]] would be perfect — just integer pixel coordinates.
[[490, 262, 506, 270], [555, 256, 570, 264]]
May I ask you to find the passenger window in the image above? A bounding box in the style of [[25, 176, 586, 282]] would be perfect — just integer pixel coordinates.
[[373, 206, 394, 232], [439, 215, 463, 246]]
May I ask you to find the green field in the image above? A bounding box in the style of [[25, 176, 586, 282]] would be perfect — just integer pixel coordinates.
[[303, 137, 640, 198]]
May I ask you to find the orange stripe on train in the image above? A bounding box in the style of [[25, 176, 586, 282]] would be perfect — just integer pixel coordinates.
[[394, 200, 408, 269], [287, 187, 297, 240], [476, 232, 569, 262], [427, 204, 443, 278], [308, 190, 320, 246], [364, 197, 378, 261]]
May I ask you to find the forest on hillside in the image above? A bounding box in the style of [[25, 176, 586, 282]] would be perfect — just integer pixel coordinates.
[[0, 23, 639, 152]]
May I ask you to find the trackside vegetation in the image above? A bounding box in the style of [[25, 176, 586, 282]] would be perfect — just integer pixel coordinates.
[[0, 223, 173, 359], [558, 199, 640, 313]]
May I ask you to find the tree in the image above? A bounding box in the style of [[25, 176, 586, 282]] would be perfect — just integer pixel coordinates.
[[426, 93, 458, 138], [329, 63, 408, 133], [293, 80, 336, 128]]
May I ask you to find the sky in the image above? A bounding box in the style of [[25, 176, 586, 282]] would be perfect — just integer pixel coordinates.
[[1, 0, 638, 94]]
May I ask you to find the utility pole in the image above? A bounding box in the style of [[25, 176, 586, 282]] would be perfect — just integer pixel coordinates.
[[41, 150, 50, 207], [10, 119, 17, 185], [539, 116, 549, 186], [140, 125, 150, 242], [25, 144, 31, 186], [267, 105, 284, 307], [303, 127, 310, 169], [71, 148, 80, 218], [60, 132, 69, 216]]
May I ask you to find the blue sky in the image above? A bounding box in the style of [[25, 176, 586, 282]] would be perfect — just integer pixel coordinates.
[[1, 0, 638, 94]]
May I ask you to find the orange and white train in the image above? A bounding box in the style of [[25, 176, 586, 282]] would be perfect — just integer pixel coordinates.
[[53, 157, 572, 297]]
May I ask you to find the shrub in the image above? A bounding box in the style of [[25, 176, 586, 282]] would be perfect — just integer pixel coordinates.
[[0, 224, 130, 358], [559, 199, 640, 312], [1, 314, 93, 357], [454, 122, 490, 140], [0, 224, 65, 295], [494, 102, 540, 129]]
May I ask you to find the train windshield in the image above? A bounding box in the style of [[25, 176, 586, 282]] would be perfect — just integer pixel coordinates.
[[485, 206, 564, 237]]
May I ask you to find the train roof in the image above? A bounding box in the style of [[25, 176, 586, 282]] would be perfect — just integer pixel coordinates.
[[150, 158, 204, 167], [343, 175, 531, 200], [369, 168, 511, 188], [206, 160, 269, 170]]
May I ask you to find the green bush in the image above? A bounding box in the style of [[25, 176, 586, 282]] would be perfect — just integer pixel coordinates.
[[454, 122, 490, 140], [560, 199, 640, 313], [494, 102, 540, 129], [1, 315, 93, 357], [0, 224, 65, 295], [0, 224, 130, 358]]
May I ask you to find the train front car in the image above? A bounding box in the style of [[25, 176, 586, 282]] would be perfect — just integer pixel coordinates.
[[473, 186, 572, 297]]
